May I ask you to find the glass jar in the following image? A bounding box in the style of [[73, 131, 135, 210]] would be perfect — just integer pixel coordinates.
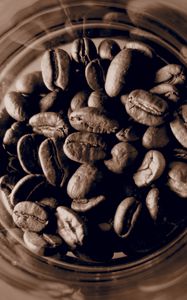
[[0, 1, 187, 299]]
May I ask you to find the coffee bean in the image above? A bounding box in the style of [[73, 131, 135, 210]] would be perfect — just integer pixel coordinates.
[[71, 195, 106, 213], [170, 114, 187, 148], [39, 137, 71, 187], [124, 89, 169, 126], [85, 59, 106, 90], [167, 161, 187, 198], [98, 39, 120, 61], [17, 134, 43, 174], [13, 201, 48, 232], [133, 150, 166, 187], [150, 83, 180, 102], [104, 142, 138, 174], [88, 90, 111, 110], [142, 125, 170, 149], [39, 91, 66, 112], [29, 112, 70, 138], [15, 71, 47, 95], [70, 89, 90, 111], [41, 48, 71, 91], [114, 197, 142, 238], [10, 174, 46, 206], [154, 64, 186, 85], [63, 132, 108, 163], [69, 107, 120, 133], [145, 188, 160, 222], [71, 38, 97, 65], [0, 107, 14, 139], [56, 206, 87, 249], [67, 164, 104, 199]]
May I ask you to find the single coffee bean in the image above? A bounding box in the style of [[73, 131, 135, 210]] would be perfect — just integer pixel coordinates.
[[10, 174, 46, 206], [3, 122, 30, 154], [133, 150, 166, 187], [142, 125, 170, 149], [23, 231, 66, 256], [0, 107, 14, 139], [125, 41, 154, 58], [88, 90, 111, 110], [167, 161, 187, 198], [56, 206, 87, 249], [39, 137, 71, 187], [145, 188, 160, 222], [114, 197, 142, 238], [41, 48, 71, 91], [15, 71, 47, 95], [70, 89, 90, 111], [4, 91, 35, 121], [71, 38, 97, 65], [63, 132, 108, 163], [13, 201, 49, 232], [67, 164, 104, 199], [170, 114, 187, 148], [85, 59, 106, 90], [124, 89, 169, 126], [71, 195, 106, 213], [29, 112, 70, 138], [69, 107, 120, 133], [39, 91, 66, 112], [116, 124, 143, 142], [150, 83, 180, 102], [17, 134, 43, 174], [154, 64, 186, 85], [98, 39, 120, 61], [104, 142, 138, 174]]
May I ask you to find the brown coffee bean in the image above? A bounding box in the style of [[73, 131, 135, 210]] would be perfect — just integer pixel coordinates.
[[114, 197, 142, 238], [10, 174, 46, 206], [167, 161, 187, 198], [104, 142, 138, 174], [170, 114, 187, 148], [88, 90, 111, 110], [17, 134, 43, 174], [39, 137, 71, 187], [13, 201, 48, 232], [39, 91, 65, 112], [71, 38, 97, 65], [150, 83, 180, 102], [145, 188, 160, 222], [29, 112, 70, 138], [63, 132, 108, 163], [125, 89, 169, 126], [15, 71, 47, 95], [71, 195, 106, 213], [41, 48, 71, 91], [85, 59, 106, 90], [67, 164, 104, 199], [142, 125, 170, 149], [56, 206, 87, 249], [69, 107, 120, 133], [133, 150, 166, 187], [98, 39, 120, 61], [154, 64, 186, 85], [70, 89, 90, 111]]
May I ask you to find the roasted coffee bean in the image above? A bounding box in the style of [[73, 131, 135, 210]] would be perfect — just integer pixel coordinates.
[[67, 164, 104, 199], [167, 161, 187, 198], [39, 91, 66, 112], [23, 231, 67, 256], [145, 188, 160, 222], [13, 201, 49, 232], [124, 89, 169, 126], [154, 64, 186, 85], [39, 137, 71, 187], [150, 83, 180, 102], [133, 150, 166, 187], [4, 91, 36, 121], [71, 195, 106, 213], [69, 107, 120, 133], [170, 114, 187, 148], [3, 122, 30, 154], [104, 142, 138, 174], [0, 107, 14, 139], [70, 89, 90, 111], [41, 48, 71, 91], [29, 112, 70, 138], [71, 38, 97, 65], [10, 174, 45, 206], [98, 39, 120, 61], [15, 71, 47, 95], [114, 197, 142, 238], [63, 132, 108, 163], [88, 90, 111, 110], [142, 125, 170, 149], [116, 124, 143, 142], [56, 206, 87, 249], [17, 134, 43, 174], [85, 59, 106, 90]]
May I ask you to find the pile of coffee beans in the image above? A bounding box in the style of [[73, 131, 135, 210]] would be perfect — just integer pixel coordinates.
[[0, 37, 187, 263]]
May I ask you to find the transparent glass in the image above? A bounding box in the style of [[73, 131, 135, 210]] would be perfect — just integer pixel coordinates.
[[0, 0, 187, 299]]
